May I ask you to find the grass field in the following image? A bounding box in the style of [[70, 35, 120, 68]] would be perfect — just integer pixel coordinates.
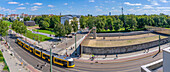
[[82, 35, 167, 47], [27, 24, 39, 27], [24, 30, 52, 42], [99, 28, 145, 33], [165, 28, 170, 29], [2, 21, 12, 26], [33, 29, 55, 35]]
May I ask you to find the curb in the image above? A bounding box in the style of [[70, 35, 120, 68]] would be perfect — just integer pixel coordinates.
[[74, 49, 163, 64]]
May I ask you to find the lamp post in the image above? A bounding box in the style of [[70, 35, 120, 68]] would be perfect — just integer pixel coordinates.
[[50, 48, 52, 72], [158, 35, 161, 52], [75, 33, 76, 50]]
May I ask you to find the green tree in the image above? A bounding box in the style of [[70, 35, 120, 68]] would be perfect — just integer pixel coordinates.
[[126, 17, 137, 31], [0, 20, 9, 37], [95, 17, 105, 32], [50, 16, 60, 28], [24, 16, 30, 21], [12, 20, 27, 34], [40, 21, 49, 29], [113, 19, 123, 31], [54, 23, 65, 39], [64, 20, 72, 36], [80, 16, 86, 29], [86, 17, 96, 29], [34, 16, 42, 24], [43, 18, 50, 24], [71, 17, 78, 32], [2, 17, 8, 20], [106, 17, 114, 30]]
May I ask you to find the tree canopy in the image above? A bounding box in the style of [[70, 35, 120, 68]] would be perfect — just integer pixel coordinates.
[[0, 20, 9, 37]]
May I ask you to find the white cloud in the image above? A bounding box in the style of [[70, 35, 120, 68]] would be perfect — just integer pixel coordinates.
[[64, 3, 68, 5], [18, 3, 24, 6], [96, 8, 102, 11], [105, 1, 109, 3], [112, 7, 115, 9], [89, 0, 95, 2], [16, 7, 26, 9], [31, 6, 41, 11], [8, 2, 19, 4], [151, 1, 159, 5], [0, 7, 16, 13], [160, 0, 168, 3], [157, 7, 170, 9], [33, 3, 42, 5], [25, 2, 29, 5], [124, 2, 142, 6], [95, 6, 98, 8], [143, 5, 153, 9], [48, 5, 54, 7]]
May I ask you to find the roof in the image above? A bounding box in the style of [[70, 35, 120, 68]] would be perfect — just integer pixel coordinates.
[[61, 15, 81, 19], [0, 14, 4, 16]]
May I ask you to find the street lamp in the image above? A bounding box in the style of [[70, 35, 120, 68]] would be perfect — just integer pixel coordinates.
[[158, 35, 161, 52], [75, 33, 76, 50]]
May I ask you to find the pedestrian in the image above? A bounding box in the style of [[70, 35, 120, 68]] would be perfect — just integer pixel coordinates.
[[116, 54, 118, 58], [105, 54, 107, 58], [37, 64, 39, 68], [147, 48, 149, 53], [44, 62, 47, 66]]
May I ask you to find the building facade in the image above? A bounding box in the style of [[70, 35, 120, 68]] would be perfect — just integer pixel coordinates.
[[0, 14, 4, 20], [61, 15, 81, 29]]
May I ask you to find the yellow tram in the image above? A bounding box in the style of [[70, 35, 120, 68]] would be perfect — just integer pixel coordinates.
[[16, 38, 75, 68]]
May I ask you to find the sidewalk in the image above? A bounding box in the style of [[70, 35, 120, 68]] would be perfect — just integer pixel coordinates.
[[74, 43, 170, 63], [0, 38, 40, 72], [0, 44, 29, 72]]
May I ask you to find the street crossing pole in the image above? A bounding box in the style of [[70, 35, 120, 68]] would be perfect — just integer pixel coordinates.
[[75, 33, 76, 49], [50, 48, 52, 72], [159, 35, 161, 52]]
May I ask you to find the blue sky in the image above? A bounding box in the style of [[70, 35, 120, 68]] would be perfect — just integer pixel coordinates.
[[0, 0, 170, 15]]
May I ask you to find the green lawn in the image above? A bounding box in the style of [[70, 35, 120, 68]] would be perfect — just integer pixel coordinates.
[[24, 30, 52, 42], [2, 21, 12, 26], [33, 29, 55, 35], [99, 28, 145, 33], [165, 28, 170, 29], [27, 24, 39, 27]]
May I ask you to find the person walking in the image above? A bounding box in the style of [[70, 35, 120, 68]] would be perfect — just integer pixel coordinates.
[[105, 54, 107, 58], [116, 54, 118, 58]]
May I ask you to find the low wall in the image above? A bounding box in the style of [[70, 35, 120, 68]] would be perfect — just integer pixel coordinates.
[[82, 38, 170, 55], [97, 31, 152, 37], [141, 59, 163, 72]]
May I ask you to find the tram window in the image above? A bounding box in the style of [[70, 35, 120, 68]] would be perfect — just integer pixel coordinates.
[[30, 48, 33, 52], [25, 45, 29, 48], [55, 59, 62, 63], [69, 61, 74, 66], [35, 50, 40, 55], [43, 54, 50, 59]]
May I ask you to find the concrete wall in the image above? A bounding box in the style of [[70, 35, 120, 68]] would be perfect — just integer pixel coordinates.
[[97, 31, 152, 37], [163, 47, 170, 72], [82, 38, 170, 55]]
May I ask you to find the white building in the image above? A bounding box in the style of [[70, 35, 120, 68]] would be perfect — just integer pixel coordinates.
[[61, 15, 81, 29], [0, 14, 4, 20], [7, 14, 19, 21]]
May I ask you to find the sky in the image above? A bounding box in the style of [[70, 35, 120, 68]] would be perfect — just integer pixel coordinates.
[[0, 0, 170, 16]]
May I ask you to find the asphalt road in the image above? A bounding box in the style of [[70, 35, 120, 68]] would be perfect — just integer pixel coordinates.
[[5, 35, 163, 72]]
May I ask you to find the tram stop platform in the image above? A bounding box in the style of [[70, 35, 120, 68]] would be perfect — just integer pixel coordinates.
[[74, 43, 170, 63]]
